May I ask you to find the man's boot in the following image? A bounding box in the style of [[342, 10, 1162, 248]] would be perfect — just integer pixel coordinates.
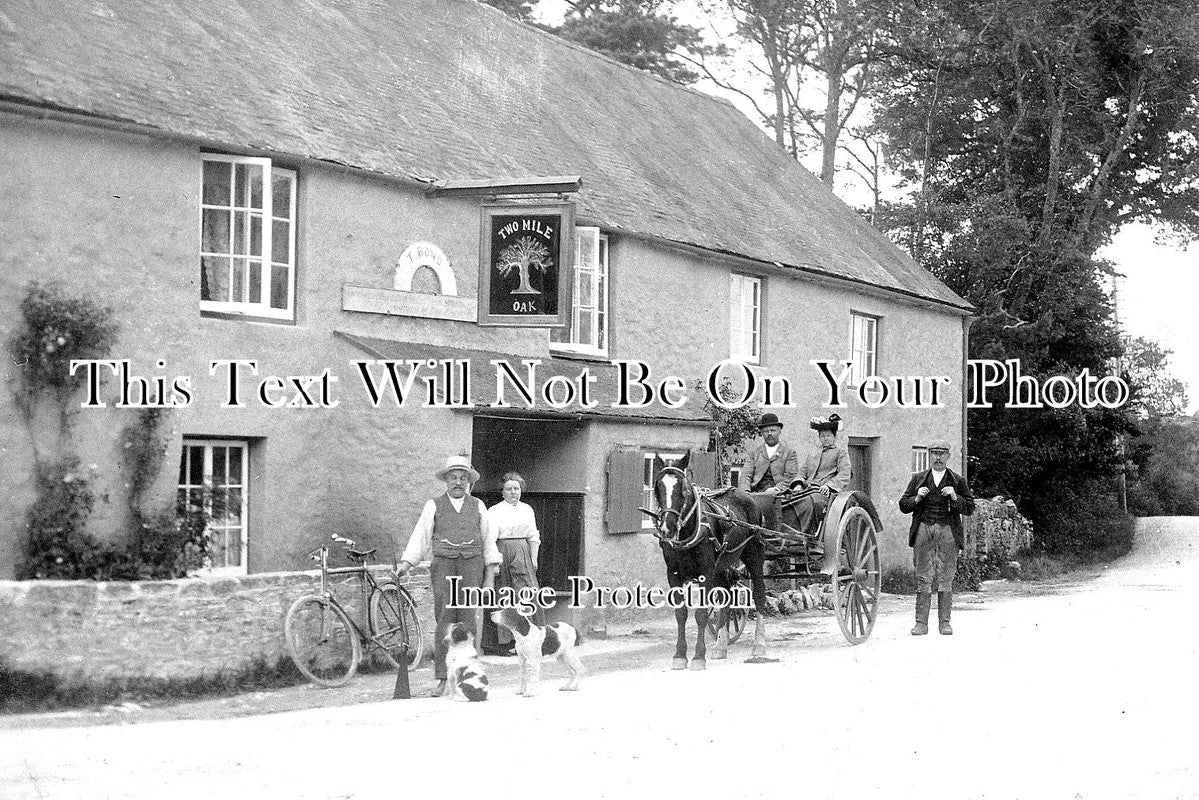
[[911, 593, 931, 635], [938, 591, 953, 635]]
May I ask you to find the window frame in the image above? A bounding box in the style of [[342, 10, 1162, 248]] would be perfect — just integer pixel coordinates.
[[200, 153, 297, 321], [912, 446, 930, 474], [550, 228, 609, 357], [178, 438, 251, 575], [729, 272, 762, 364], [849, 312, 879, 387]]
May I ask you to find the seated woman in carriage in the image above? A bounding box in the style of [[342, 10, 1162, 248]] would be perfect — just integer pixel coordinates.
[[787, 413, 852, 535]]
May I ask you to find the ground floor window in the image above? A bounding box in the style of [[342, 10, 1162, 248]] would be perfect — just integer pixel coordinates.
[[178, 439, 249, 574]]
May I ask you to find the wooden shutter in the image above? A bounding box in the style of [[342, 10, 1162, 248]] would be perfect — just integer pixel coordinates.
[[690, 450, 717, 489], [606, 449, 646, 534]]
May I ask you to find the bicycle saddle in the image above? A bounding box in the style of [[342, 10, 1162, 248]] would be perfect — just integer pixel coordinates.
[[346, 548, 377, 561]]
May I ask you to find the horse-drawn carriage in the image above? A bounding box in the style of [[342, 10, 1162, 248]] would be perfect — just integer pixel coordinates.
[[642, 451, 883, 668]]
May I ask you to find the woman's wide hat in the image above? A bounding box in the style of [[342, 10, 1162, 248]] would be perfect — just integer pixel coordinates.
[[810, 413, 842, 433], [434, 455, 480, 483]]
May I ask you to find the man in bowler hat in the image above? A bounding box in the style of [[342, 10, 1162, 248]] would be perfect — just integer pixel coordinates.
[[899, 440, 975, 635], [397, 455, 501, 695], [737, 412, 799, 531]]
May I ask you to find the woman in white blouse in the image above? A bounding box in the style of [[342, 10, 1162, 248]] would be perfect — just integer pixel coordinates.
[[487, 471, 542, 654]]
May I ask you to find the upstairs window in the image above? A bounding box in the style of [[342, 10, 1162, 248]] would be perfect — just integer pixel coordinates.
[[850, 313, 878, 386], [200, 154, 297, 320], [730, 273, 761, 363], [551, 228, 609, 356]]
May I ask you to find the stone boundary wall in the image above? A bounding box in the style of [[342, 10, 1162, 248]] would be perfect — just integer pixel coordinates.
[[964, 497, 1034, 558], [0, 568, 434, 682]]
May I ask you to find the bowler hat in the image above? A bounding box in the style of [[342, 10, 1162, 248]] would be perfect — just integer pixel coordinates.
[[757, 412, 784, 429], [434, 455, 480, 483]]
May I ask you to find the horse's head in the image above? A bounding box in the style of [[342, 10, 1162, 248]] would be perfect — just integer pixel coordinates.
[[646, 451, 701, 548]]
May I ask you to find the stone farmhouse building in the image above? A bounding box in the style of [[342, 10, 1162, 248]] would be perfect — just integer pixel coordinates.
[[0, 0, 972, 607]]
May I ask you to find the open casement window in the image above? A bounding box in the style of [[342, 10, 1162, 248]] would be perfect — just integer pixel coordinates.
[[605, 449, 717, 534], [550, 227, 608, 356], [729, 273, 761, 363], [200, 154, 297, 320], [850, 313, 878, 386], [178, 439, 250, 575]]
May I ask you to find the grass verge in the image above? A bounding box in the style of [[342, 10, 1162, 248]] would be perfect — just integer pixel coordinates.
[[0, 654, 309, 715]]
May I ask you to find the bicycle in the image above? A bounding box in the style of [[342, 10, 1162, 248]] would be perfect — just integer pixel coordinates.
[[284, 534, 425, 687]]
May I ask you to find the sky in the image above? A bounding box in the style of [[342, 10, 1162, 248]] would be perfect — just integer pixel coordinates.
[[531, 1, 1198, 413]]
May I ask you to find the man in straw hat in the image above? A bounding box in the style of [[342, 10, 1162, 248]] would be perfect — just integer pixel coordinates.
[[899, 439, 975, 635], [737, 412, 799, 532], [788, 413, 852, 535], [397, 455, 501, 696]]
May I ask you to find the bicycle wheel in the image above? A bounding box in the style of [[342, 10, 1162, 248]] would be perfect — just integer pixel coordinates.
[[284, 595, 361, 687], [368, 583, 424, 670]]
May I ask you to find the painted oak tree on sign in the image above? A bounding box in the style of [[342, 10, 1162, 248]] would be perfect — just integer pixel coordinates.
[[497, 236, 553, 295]]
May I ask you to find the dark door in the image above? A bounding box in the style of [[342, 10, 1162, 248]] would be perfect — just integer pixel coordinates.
[[847, 440, 873, 495], [474, 491, 584, 651]]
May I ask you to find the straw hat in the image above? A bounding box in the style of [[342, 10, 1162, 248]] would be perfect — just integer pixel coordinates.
[[434, 455, 480, 483]]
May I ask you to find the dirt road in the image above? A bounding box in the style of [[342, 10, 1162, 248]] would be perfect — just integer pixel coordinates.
[[3, 517, 1196, 800]]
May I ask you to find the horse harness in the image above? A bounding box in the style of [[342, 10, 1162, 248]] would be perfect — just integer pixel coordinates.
[[648, 467, 828, 559]]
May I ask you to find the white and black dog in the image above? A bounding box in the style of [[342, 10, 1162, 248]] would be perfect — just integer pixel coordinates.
[[489, 609, 584, 695], [444, 623, 489, 702]]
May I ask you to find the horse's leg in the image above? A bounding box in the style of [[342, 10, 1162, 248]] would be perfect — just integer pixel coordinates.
[[746, 541, 770, 660], [711, 604, 729, 660], [667, 569, 688, 670], [692, 566, 716, 670], [691, 603, 708, 670]]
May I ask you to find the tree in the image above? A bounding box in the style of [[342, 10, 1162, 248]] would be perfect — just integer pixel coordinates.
[[1127, 417, 1199, 516], [557, 1, 722, 84], [869, 0, 1199, 552], [695, 0, 889, 184], [496, 237, 553, 294], [480, 0, 537, 20], [1121, 336, 1190, 418]]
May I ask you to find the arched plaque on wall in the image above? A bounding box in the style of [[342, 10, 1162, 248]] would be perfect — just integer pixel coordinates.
[[342, 240, 476, 321], [394, 241, 457, 295]]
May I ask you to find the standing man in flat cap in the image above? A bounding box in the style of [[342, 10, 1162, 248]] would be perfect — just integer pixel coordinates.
[[789, 413, 852, 535], [397, 455, 501, 695], [899, 439, 975, 635], [738, 412, 799, 532]]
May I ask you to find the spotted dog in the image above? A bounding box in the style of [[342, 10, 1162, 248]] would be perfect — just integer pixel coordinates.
[[489, 609, 584, 695], [444, 623, 489, 702]]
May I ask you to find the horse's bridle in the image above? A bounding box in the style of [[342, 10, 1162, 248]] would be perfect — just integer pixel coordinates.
[[644, 466, 710, 550]]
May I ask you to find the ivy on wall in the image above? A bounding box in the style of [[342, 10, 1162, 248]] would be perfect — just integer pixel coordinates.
[[8, 281, 208, 579]]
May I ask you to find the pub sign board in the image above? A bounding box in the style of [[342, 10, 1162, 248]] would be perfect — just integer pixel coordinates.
[[478, 202, 575, 326]]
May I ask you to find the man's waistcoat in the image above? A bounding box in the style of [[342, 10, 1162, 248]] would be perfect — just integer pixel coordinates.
[[431, 493, 482, 559]]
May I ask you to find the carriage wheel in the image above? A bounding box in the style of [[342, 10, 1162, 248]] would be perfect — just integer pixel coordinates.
[[831, 507, 881, 645]]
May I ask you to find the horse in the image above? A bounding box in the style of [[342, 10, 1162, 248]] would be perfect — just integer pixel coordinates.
[[641, 451, 770, 670]]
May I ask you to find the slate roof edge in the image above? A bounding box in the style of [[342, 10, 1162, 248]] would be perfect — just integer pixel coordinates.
[[612, 227, 975, 315], [0, 96, 439, 193], [468, 0, 746, 118], [0, 95, 971, 314]]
